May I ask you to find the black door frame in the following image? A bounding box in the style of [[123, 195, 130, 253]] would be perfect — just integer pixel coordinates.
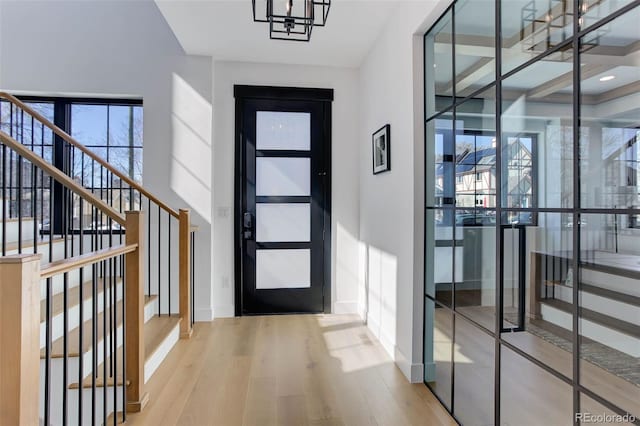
[[234, 85, 333, 316]]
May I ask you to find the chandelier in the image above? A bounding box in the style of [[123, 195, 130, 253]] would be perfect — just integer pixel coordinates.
[[252, 0, 331, 42], [520, 0, 609, 58]]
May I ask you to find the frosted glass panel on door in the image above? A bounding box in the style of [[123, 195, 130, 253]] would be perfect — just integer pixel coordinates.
[[256, 203, 310, 242], [256, 157, 310, 196], [256, 111, 310, 150], [256, 249, 311, 289]]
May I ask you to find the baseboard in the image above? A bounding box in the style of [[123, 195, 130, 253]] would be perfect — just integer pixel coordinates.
[[394, 346, 424, 383], [213, 305, 235, 318], [194, 307, 214, 322], [365, 315, 395, 360], [334, 300, 358, 314]]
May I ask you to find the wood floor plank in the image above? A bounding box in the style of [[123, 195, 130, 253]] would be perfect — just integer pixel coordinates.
[[125, 315, 456, 426]]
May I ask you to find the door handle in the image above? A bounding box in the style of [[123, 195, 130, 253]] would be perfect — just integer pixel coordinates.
[[243, 212, 253, 240]]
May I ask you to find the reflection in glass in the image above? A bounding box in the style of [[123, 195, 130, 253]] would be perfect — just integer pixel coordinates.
[[424, 298, 453, 409], [501, 345, 573, 425], [455, 88, 497, 209], [501, 212, 574, 378], [454, 0, 496, 97], [502, 50, 573, 209], [425, 8, 453, 118], [579, 7, 640, 210], [429, 114, 454, 209], [455, 210, 496, 332], [453, 315, 494, 426], [580, 393, 636, 425], [425, 209, 457, 307], [578, 213, 640, 418], [501, 0, 573, 74]]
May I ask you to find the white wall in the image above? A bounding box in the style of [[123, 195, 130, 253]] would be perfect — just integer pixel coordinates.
[[211, 61, 361, 317], [358, 0, 449, 382], [0, 0, 214, 320]]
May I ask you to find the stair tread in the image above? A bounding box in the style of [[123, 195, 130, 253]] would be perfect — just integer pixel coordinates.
[[3, 216, 35, 223], [69, 315, 181, 389], [580, 282, 640, 307], [541, 298, 640, 338], [40, 277, 116, 322], [41, 295, 157, 359]]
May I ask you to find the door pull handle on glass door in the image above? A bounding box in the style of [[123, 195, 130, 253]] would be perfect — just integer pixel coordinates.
[[243, 212, 253, 240]]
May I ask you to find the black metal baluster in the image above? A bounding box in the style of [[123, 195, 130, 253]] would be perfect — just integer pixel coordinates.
[[78, 241, 84, 425], [17, 153, 22, 253], [2, 144, 6, 255], [191, 231, 195, 326], [112, 257, 118, 426], [119, 178, 123, 245], [103, 258, 108, 425], [31, 115, 37, 254], [168, 211, 171, 316], [158, 204, 161, 315], [40, 123, 45, 242], [91, 260, 97, 426], [44, 277, 53, 426], [9, 146, 13, 219], [17, 110, 23, 252], [148, 197, 151, 298], [121, 254, 127, 423], [62, 271, 69, 426], [108, 257, 113, 378], [70, 146, 75, 256], [8, 104, 13, 219], [49, 175, 54, 263]]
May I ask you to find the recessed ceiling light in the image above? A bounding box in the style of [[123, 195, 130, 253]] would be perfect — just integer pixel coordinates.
[[599, 75, 615, 82]]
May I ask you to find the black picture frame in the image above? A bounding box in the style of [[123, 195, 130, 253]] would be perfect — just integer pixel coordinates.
[[372, 124, 391, 174]]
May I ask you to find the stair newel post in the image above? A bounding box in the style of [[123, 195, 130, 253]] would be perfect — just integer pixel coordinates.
[[125, 210, 149, 412], [179, 209, 193, 338], [0, 254, 41, 426]]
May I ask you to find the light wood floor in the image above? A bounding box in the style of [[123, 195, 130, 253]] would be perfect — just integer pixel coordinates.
[[126, 314, 456, 426]]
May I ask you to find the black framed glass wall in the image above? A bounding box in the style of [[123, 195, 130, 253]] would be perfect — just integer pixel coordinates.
[[423, 1, 640, 425]]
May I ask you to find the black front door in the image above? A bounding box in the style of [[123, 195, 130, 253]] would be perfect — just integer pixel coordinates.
[[234, 86, 332, 315]]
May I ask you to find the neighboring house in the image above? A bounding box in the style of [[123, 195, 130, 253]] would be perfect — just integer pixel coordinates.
[[435, 138, 533, 209]]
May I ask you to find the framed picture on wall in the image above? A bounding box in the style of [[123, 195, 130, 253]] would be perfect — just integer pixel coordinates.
[[372, 124, 391, 174]]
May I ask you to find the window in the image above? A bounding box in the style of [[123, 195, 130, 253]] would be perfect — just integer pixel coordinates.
[[3, 96, 142, 232], [475, 172, 482, 181], [457, 175, 463, 183]]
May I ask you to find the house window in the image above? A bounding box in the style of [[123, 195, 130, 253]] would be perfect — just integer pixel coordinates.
[[476, 172, 482, 181], [457, 175, 463, 183], [2, 96, 142, 232]]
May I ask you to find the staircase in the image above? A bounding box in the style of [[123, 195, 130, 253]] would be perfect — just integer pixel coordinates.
[[0, 92, 196, 425]]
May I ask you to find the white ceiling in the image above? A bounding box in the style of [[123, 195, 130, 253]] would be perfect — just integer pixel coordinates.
[[154, 0, 415, 68]]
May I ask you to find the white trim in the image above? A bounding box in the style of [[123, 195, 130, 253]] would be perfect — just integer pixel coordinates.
[[213, 305, 235, 318], [144, 321, 180, 383], [194, 307, 215, 322], [394, 346, 424, 383], [333, 300, 358, 314]]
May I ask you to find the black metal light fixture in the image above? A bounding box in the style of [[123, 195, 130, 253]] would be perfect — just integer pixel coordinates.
[[252, 0, 331, 42]]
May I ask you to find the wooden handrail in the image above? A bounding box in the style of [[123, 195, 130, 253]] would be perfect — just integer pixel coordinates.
[[0, 131, 126, 226], [40, 244, 138, 279], [0, 92, 179, 219]]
